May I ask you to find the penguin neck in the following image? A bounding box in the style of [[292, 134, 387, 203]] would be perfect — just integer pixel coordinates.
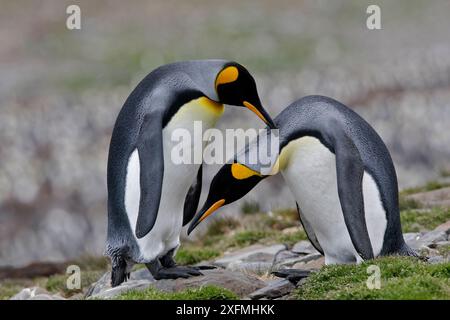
[[169, 96, 224, 128]]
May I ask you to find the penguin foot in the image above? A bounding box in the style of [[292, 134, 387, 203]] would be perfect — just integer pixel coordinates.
[[272, 269, 311, 284], [152, 266, 203, 280], [111, 257, 128, 287], [194, 264, 217, 270]]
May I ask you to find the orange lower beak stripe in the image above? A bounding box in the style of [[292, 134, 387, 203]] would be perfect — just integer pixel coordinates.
[[243, 101, 269, 125], [199, 199, 226, 222]]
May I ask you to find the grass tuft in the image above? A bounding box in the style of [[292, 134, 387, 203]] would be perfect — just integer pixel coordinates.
[[401, 181, 450, 196], [117, 285, 238, 300], [296, 256, 450, 300], [400, 207, 450, 232], [175, 247, 220, 266]]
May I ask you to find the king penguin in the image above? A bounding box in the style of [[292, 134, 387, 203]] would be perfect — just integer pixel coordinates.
[[188, 95, 417, 272], [106, 60, 276, 286]]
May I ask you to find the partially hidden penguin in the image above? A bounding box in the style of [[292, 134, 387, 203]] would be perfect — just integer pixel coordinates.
[[188, 95, 417, 279], [106, 60, 276, 286]]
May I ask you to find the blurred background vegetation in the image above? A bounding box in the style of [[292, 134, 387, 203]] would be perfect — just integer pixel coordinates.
[[0, 0, 450, 268]]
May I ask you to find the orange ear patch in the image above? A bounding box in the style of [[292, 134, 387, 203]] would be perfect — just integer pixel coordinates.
[[215, 66, 239, 89], [231, 163, 262, 180]]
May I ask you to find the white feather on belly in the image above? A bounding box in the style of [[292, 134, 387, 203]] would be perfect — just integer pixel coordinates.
[[124, 97, 223, 262], [280, 136, 387, 264]]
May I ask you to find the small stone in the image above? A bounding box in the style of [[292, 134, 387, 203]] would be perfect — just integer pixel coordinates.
[[273, 253, 322, 270], [427, 255, 448, 264], [29, 294, 65, 300], [404, 231, 447, 250], [291, 241, 319, 255], [405, 187, 450, 208], [92, 280, 152, 299], [292, 257, 325, 270], [249, 279, 295, 300], [214, 244, 287, 268], [10, 287, 49, 300], [435, 220, 450, 234], [227, 261, 273, 275], [273, 250, 301, 263], [428, 240, 450, 249], [419, 230, 448, 245]]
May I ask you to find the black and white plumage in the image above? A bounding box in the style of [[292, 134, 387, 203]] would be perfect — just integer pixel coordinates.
[[188, 95, 417, 267], [105, 60, 275, 286]]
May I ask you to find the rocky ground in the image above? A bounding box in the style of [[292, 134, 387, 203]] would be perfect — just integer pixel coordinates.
[[5, 185, 450, 300]]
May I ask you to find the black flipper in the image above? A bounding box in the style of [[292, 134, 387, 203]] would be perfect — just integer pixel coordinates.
[[135, 113, 164, 239], [330, 124, 374, 260], [295, 203, 324, 255], [182, 165, 203, 226]]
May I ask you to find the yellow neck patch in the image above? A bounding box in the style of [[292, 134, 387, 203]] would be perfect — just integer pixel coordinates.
[[231, 163, 262, 180], [215, 66, 239, 89], [197, 96, 224, 115]]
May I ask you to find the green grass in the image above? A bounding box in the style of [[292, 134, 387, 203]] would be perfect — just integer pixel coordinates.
[[231, 230, 272, 247], [401, 181, 450, 196], [398, 196, 422, 211], [45, 270, 104, 297], [204, 217, 241, 238], [296, 256, 450, 300], [275, 230, 308, 246], [400, 207, 450, 232], [0, 280, 32, 300], [241, 201, 261, 215], [175, 247, 220, 265], [437, 245, 450, 256], [117, 285, 238, 300]]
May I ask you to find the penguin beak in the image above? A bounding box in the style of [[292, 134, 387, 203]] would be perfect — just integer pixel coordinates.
[[187, 199, 225, 235], [243, 101, 277, 129]]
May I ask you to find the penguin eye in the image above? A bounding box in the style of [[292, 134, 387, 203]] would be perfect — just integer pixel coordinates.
[[231, 163, 261, 180]]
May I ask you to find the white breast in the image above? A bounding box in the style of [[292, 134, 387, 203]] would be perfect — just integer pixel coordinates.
[[280, 136, 387, 264], [124, 97, 224, 263]]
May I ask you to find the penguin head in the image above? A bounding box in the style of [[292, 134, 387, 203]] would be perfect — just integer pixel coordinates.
[[187, 163, 263, 235], [215, 64, 276, 129]]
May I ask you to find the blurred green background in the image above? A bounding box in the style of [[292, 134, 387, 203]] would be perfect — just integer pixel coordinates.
[[0, 0, 449, 267]]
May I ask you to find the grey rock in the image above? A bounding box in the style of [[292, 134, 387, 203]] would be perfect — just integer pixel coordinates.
[[10, 287, 47, 300], [427, 255, 449, 264], [227, 261, 273, 275], [130, 268, 155, 281], [92, 280, 152, 299], [405, 187, 450, 208], [291, 241, 318, 255], [10, 287, 66, 300], [249, 279, 295, 300], [404, 231, 448, 250], [88, 268, 266, 299], [435, 220, 450, 234], [428, 240, 450, 249], [214, 244, 287, 268], [273, 250, 301, 264], [404, 232, 421, 244], [86, 270, 156, 298], [153, 269, 266, 297], [273, 253, 322, 270], [29, 294, 65, 300]]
